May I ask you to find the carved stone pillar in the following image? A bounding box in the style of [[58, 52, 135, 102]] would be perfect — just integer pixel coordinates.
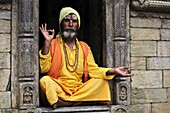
[[17, 0, 39, 109], [112, 0, 130, 105], [104, 0, 130, 106], [113, 0, 130, 105]]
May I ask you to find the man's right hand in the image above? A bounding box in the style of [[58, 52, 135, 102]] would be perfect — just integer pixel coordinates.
[[40, 23, 55, 42], [40, 23, 55, 55]]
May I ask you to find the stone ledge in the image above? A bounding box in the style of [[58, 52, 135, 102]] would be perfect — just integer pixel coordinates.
[[37, 105, 110, 113]]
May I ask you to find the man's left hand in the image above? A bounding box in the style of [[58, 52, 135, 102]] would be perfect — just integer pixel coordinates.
[[107, 66, 133, 77]]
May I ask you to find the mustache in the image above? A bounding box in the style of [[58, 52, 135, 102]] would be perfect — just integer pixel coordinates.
[[64, 27, 77, 32]]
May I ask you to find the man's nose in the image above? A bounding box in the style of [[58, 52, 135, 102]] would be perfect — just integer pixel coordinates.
[[69, 20, 73, 26]]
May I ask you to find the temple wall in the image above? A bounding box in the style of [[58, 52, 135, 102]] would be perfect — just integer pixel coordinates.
[[130, 15, 170, 113], [0, 1, 170, 113], [0, 3, 12, 110]]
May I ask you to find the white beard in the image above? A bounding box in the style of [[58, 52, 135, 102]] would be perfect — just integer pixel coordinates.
[[63, 31, 76, 39]]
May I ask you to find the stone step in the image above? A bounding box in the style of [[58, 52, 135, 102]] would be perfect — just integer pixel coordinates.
[[37, 105, 110, 113]]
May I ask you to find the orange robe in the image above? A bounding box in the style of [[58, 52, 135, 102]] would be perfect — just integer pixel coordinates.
[[39, 36, 114, 105]]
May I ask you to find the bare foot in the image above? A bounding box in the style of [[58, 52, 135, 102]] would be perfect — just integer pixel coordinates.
[[52, 98, 81, 109]]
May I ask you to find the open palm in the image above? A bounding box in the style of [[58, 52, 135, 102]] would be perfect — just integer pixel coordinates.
[[115, 67, 132, 76]]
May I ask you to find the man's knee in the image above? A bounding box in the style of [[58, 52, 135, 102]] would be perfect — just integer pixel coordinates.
[[40, 76, 52, 87]]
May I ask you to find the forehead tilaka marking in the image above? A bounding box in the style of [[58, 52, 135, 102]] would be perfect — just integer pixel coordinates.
[[64, 14, 78, 21]]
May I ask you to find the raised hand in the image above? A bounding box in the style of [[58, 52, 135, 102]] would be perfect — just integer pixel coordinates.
[[40, 23, 55, 55], [40, 23, 55, 41]]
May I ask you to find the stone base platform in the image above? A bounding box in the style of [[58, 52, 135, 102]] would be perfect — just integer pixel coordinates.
[[37, 105, 110, 113]]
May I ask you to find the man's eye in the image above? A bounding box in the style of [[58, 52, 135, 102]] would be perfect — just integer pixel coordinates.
[[64, 19, 70, 22], [72, 19, 78, 23]]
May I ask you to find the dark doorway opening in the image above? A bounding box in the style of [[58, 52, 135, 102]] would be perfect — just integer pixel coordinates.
[[39, 0, 105, 66]]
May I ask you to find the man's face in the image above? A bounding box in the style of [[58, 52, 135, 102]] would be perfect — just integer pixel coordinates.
[[61, 13, 78, 40]]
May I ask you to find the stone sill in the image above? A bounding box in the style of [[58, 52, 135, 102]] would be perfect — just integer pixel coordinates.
[[37, 105, 110, 113]]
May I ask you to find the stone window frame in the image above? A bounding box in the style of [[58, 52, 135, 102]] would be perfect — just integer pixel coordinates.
[[11, 0, 131, 111]]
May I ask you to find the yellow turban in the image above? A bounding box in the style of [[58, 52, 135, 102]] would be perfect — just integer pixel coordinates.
[[59, 7, 80, 29]]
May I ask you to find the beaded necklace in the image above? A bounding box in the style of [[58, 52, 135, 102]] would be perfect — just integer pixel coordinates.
[[63, 41, 79, 72]]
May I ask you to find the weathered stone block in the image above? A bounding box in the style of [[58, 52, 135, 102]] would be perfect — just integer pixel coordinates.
[[131, 88, 167, 104], [129, 104, 151, 113], [131, 57, 146, 70], [130, 28, 160, 40], [167, 88, 170, 102], [147, 58, 170, 69], [160, 29, 170, 40], [0, 19, 10, 33], [130, 18, 161, 28], [152, 103, 170, 113], [131, 41, 156, 56], [0, 91, 11, 108], [20, 109, 39, 113], [158, 41, 170, 56], [131, 71, 162, 88], [0, 109, 18, 113], [0, 69, 10, 91], [162, 19, 170, 28], [0, 10, 11, 19], [0, 53, 10, 68], [0, 34, 10, 52], [163, 70, 170, 87]]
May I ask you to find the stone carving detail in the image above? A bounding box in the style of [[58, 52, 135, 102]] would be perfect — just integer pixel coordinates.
[[130, 10, 170, 19], [119, 85, 127, 101], [20, 83, 35, 109], [19, 0, 33, 22], [19, 0, 33, 33], [18, 39, 34, 78], [0, 4, 11, 10], [111, 106, 129, 113], [131, 0, 170, 13], [114, 42, 127, 67], [113, 77, 130, 105], [114, 0, 127, 37], [115, 108, 127, 113], [23, 86, 33, 104], [113, 0, 129, 69]]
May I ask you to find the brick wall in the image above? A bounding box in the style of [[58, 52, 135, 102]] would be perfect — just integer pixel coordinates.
[[130, 17, 170, 113], [0, 3, 12, 109]]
